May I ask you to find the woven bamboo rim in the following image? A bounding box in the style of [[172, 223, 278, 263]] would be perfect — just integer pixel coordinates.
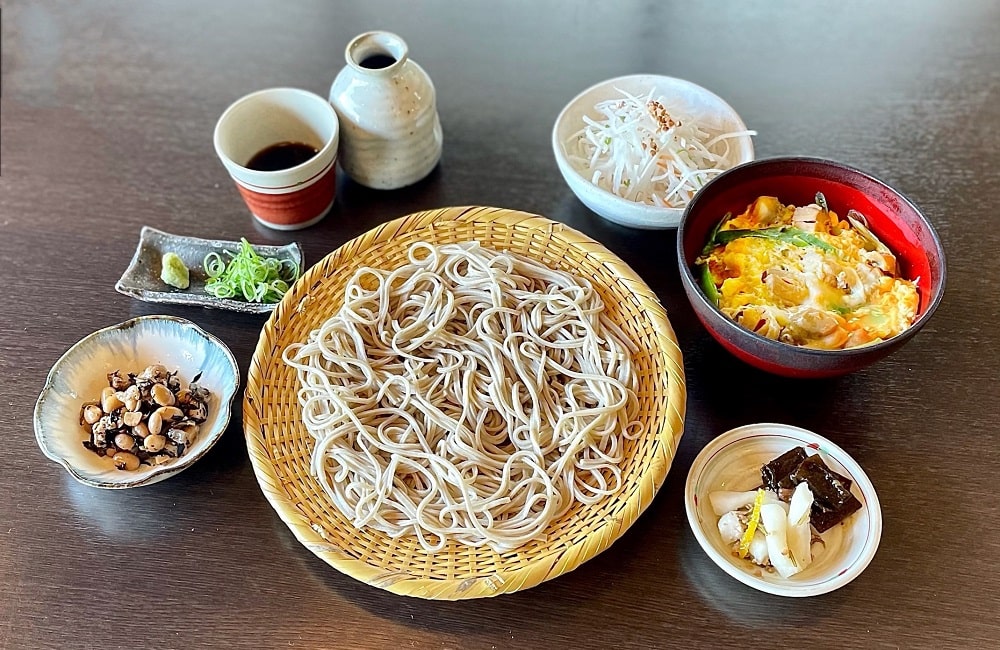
[[244, 206, 686, 599]]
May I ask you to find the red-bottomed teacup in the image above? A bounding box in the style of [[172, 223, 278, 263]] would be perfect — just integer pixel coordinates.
[[214, 87, 339, 230]]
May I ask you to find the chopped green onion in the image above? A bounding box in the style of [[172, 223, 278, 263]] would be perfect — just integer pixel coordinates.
[[714, 226, 836, 252], [699, 263, 720, 305], [701, 212, 732, 255], [203, 239, 299, 304]]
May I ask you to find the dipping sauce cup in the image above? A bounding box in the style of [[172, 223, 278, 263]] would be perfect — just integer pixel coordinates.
[[214, 87, 339, 230]]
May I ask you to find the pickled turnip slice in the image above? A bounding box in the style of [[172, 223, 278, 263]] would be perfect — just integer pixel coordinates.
[[787, 482, 814, 571], [760, 503, 800, 578], [748, 529, 769, 565], [709, 489, 781, 516]]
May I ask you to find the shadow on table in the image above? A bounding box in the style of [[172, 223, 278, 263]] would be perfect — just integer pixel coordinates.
[[677, 523, 859, 629], [273, 492, 669, 641]]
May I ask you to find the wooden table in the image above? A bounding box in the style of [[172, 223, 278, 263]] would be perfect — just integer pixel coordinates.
[[2, 1, 997, 647]]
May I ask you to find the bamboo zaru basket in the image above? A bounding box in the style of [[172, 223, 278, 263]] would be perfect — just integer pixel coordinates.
[[244, 206, 686, 599]]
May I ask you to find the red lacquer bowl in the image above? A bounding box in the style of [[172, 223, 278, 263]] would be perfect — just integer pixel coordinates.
[[677, 157, 946, 378]]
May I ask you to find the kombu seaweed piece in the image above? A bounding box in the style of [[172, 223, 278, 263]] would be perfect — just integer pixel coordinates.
[[761, 446, 809, 491], [790, 456, 863, 533]]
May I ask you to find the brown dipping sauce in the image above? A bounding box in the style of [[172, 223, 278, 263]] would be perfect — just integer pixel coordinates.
[[359, 54, 397, 69], [246, 142, 318, 172]]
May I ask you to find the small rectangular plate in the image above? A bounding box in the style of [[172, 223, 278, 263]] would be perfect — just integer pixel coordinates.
[[115, 226, 303, 314]]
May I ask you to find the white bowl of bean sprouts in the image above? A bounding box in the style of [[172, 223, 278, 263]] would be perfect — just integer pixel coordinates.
[[553, 74, 755, 229]]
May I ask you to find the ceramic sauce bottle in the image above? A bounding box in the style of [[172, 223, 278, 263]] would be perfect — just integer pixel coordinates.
[[328, 31, 443, 190]]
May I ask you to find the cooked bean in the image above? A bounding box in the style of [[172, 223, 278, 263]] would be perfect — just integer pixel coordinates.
[[112, 452, 140, 471], [151, 383, 175, 406], [148, 411, 163, 436], [166, 426, 195, 445], [154, 406, 184, 422], [114, 433, 135, 450], [82, 404, 103, 425], [185, 401, 208, 422], [124, 385, 141, 412], [101, 387, 124, 413], [133, 422, 150, 439], [83, 365, 210, 470], [107, 370, 130, 391], [141, 364, 168, 381]]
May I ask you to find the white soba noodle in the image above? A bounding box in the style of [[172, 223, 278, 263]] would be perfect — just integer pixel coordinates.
[[283, 241, 640, 552]]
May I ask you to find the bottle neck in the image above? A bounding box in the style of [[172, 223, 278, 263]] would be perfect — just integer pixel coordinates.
[[345, 31, 409, 77]]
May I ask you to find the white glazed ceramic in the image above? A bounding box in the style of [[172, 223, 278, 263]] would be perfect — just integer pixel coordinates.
[[214, 87, 340, 230], [34, 316, 239, 489], [685, 423, 882, 597], [329, 31, 443, 190], [552, 74, 754, 229]]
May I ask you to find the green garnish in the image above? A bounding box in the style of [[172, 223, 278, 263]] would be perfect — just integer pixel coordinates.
[[203, 239, 298, 304], [701, 212, 732, 255], [699, 263, 720, 306], [713, 226, 836, 252], [160, 252, 190, 289]]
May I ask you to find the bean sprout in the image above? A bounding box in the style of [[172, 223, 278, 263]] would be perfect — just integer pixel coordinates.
[[564, 87, 755, 209]]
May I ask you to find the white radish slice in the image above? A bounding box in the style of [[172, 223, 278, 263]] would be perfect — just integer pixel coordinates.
[[787, 482, 814, 571], [709, 490, 781, 516], [760, 503, 800, 578], [748, 529, 769, 565]]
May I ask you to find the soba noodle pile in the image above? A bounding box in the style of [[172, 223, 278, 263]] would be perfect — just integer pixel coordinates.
[[283, 241, 639, 552]]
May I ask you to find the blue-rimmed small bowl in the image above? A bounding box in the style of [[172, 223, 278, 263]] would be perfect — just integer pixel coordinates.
[[34, 316, 239, 488], [685, 423, 882, 597]]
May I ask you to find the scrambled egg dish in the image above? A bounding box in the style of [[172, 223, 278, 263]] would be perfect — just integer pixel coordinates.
[[697, 194, 919, 349]]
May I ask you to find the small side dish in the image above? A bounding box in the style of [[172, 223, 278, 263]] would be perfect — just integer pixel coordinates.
[[35, 315, 239, 489], [696, 193, 919, 349], [81, 365, 210, 470], [552, 75, 754, 230], [710, 446, 863, 578], [116, 227, 303, 313], [563, 87, 755, 209], [685, 423, 881, 597]]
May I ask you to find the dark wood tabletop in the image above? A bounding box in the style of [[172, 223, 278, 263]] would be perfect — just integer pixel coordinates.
[[3, 1, 998, 648]]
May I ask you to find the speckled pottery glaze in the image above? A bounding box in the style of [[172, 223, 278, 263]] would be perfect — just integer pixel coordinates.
[[34, 316, 239, 489], [115, 226, 303, 314], [329, 31, 443, 189]]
